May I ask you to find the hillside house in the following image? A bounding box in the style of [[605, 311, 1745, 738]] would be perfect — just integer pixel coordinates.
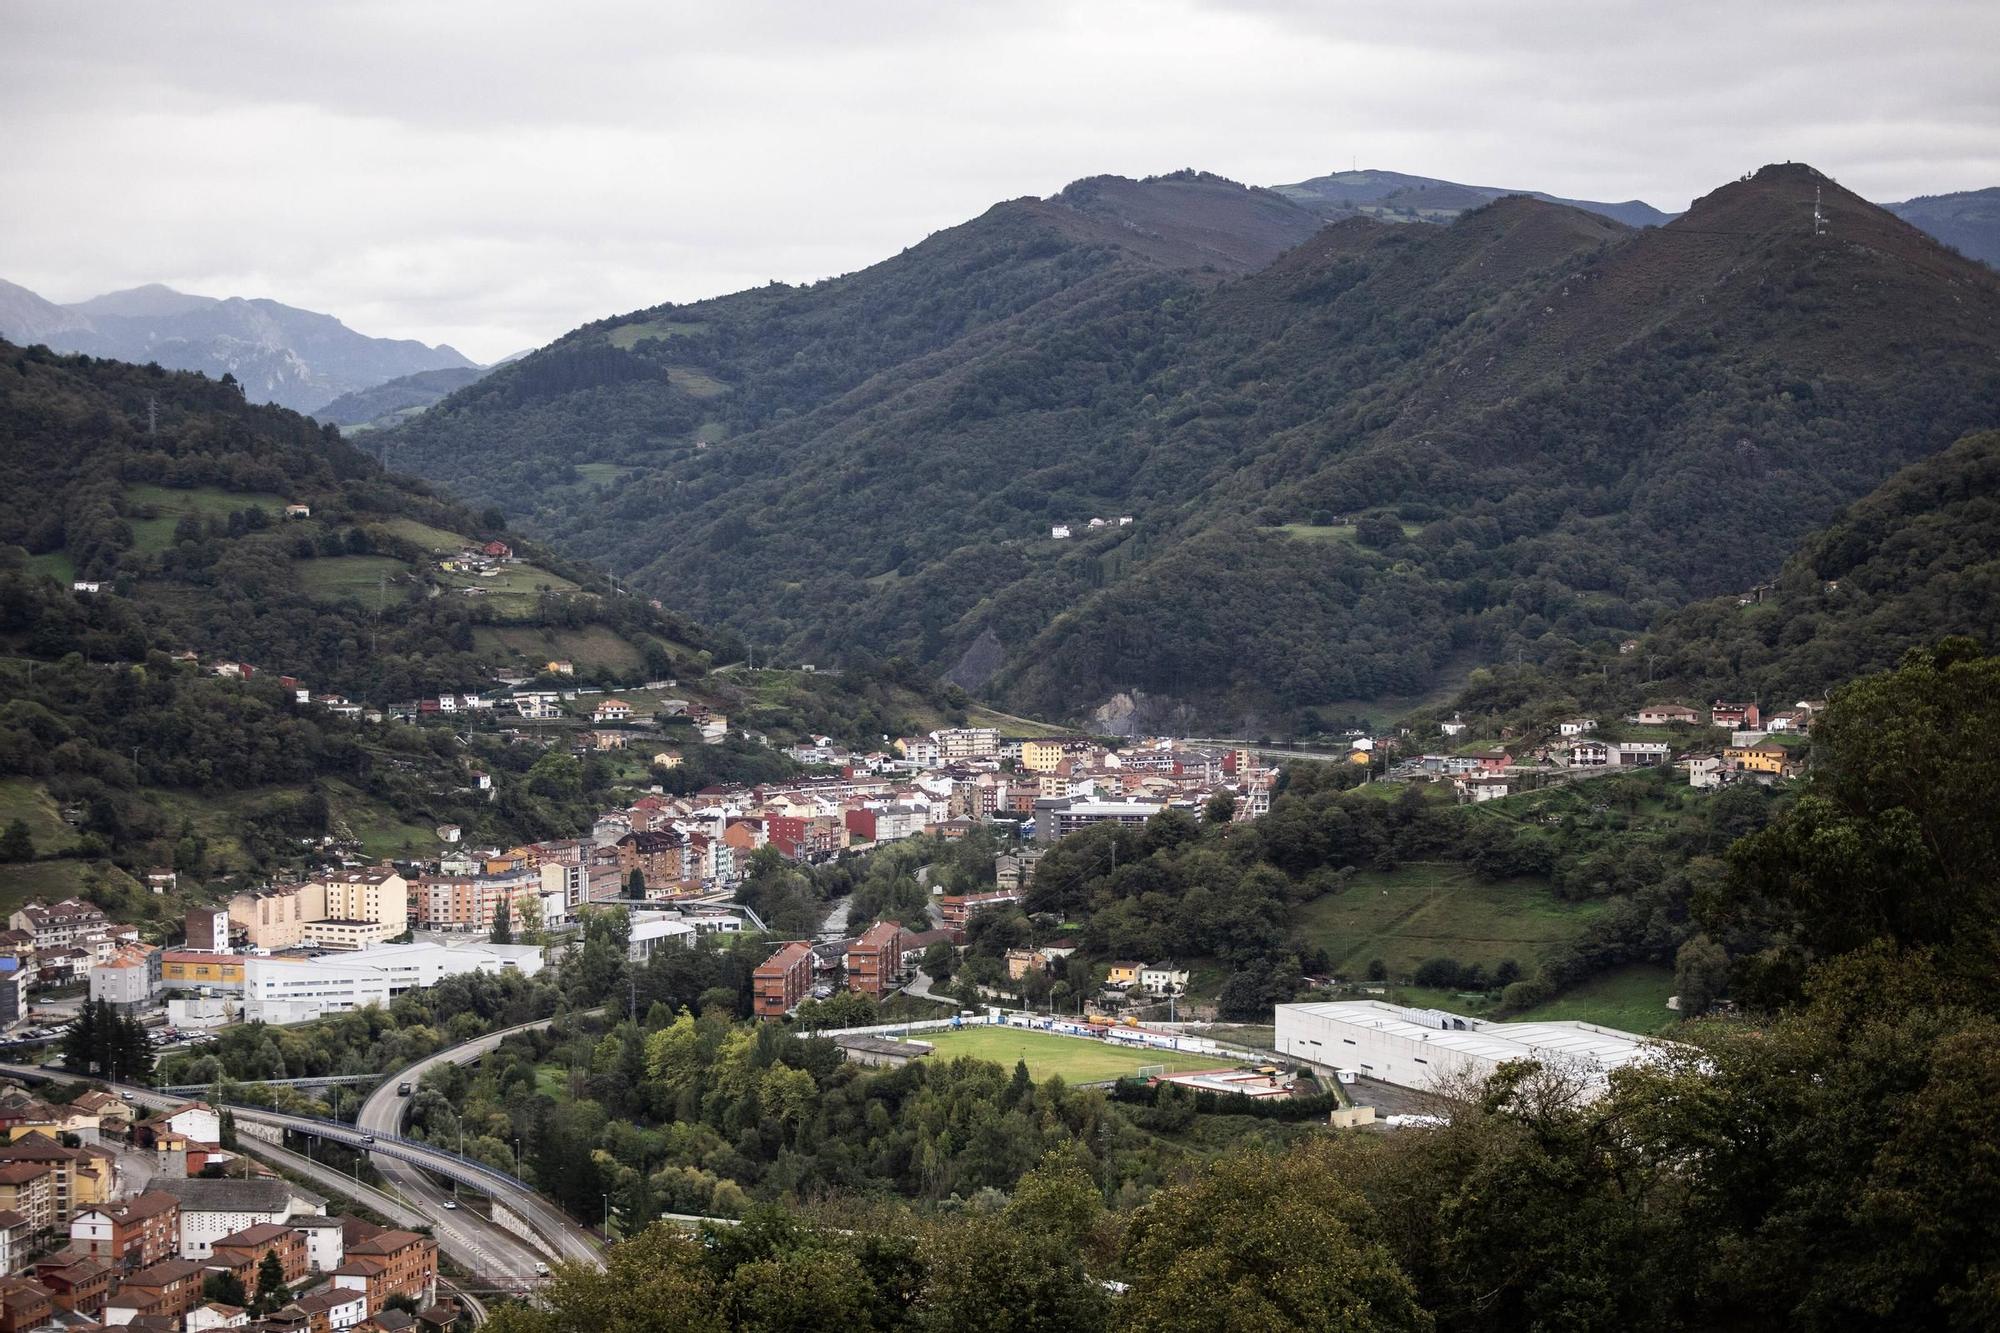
[[592, 699, 632, 723], [1633, 704, 1700, 725], [1558, 718, 1597, 737], [1456, 774, 1514, 803], [284, 504, 311, 519], [1612, 741, 1670, 766], [1710, 701, 1761, 729], [1684, 755, 1725, 789], [1050, 525, 1071, 539], [1726, 743, 1791, 777], [1566, 741, 1611, 767]]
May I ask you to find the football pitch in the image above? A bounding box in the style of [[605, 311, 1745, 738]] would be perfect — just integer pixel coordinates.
[[912, 1025, 1226, 1082]]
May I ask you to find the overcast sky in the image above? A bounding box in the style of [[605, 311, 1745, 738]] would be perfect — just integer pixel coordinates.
[[4, 1, 1995, 362]]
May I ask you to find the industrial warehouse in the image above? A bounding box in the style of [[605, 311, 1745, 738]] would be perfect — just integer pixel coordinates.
[[1273, 1000, 1662, 1099]]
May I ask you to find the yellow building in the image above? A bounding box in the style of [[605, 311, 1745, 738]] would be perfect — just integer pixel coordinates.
[[0, 1134, 112, 1220], [1725, 744, 1789, 775], [1106, 961, 1143, 987], [318, 867, 410, 930], [1020, 740, 1066, 773], [160, 952, 245, 988]]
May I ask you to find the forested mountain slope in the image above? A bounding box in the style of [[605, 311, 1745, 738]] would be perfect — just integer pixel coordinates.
[[1423, 427, 2000, 735], [1885, 186, 2000, 267], [381, 164, 2000, 734], [0, 340, 711, 699], [0, 341, 730, 908], [310, 364, 493, 429]]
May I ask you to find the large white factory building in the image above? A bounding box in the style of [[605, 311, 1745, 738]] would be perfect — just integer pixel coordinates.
[[1275, 1000, 1659, 1100]]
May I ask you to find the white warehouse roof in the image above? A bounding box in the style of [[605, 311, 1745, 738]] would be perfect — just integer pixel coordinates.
[[1277, 1000, 1659, 1078]]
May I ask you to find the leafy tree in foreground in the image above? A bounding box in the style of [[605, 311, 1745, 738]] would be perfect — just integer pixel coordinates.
[[1712, 639, 2000, 1006], [1121, 1140, 1429, 1332]]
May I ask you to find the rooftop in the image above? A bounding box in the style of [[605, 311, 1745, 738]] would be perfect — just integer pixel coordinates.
[[1279, 1000, 1661, 1077], [154, 1177, 321, 1213]]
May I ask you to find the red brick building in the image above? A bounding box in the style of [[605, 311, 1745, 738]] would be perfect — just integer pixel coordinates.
[[614, 830, 688, 891], [69, 1191, 181, 1269], [0, 1278, 52, 1333], [752, 942, 813, 1018], [327, 1229, 437, 1313], [210, 1222, 310, 1289], [33, 1254, 112, 1314], [111, 1257, 204, 1320], [936, 890, 1021, 927], [844, 922, 903, 998]]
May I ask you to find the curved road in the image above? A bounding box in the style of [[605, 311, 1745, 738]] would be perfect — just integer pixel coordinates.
[[0, 1030, 603, 1280], [236, 1135, 496, 1318], [357, 1015, 603, 1271]]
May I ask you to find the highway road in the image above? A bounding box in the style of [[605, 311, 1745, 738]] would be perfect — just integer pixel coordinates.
[[235, 1135, 498, 1316], [0, 1044, 602, 1278], [358, 1017, 604, 1271]]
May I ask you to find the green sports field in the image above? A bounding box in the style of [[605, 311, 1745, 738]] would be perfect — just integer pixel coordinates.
[[912, 1026, 1224, 1082]]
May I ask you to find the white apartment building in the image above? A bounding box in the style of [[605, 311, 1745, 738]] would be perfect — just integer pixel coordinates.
[[242, 941, 545, 1024], [933, 727, 1000, 761], [156, 1177, 326, 1259]]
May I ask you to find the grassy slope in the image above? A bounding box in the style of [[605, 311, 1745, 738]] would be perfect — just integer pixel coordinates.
[[0, 859, 146, 920], [1293, 865, 1603, 977], [124, 484, 283, 553], [1517, 964, 1678, 1034], [0, 779, 82, 856]]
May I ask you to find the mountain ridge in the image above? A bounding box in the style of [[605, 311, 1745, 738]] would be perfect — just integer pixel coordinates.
[[377, 163, 2000, 732], [0, 281, 474, 414], [1272, 166, 1677, 228]]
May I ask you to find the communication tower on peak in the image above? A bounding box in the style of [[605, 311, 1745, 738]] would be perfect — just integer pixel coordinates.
[[1812, 185, 1828, 236]]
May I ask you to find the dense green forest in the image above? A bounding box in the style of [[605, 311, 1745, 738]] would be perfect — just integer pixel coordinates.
[[381, 164, 2000, 732], [1416, 427, 2000, 741], [475, 645, 2000, 1331]]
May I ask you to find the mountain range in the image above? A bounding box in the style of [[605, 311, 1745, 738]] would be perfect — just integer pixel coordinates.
[[373, 162, 2000, 734], [0, 279, 475, 414], [1268, 171, 2000, 268], [1270, 168, 1677, 228]]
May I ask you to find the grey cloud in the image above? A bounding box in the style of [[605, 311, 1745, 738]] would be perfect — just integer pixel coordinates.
[[2, 0, 1994, 361]]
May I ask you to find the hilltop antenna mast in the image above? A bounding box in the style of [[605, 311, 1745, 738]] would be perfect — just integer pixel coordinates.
[[146, 397, 158, 437], [1812, 185, 1828, 236]]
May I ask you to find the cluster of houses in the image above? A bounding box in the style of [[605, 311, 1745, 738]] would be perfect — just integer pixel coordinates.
[[1411, 698, 1821, 802], [0, 904, 141, 1015], [4, 885, 546, 1032], [0, 1091, 441, 1333]]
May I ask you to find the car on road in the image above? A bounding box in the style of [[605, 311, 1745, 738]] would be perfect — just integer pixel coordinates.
[[362, 1134, 376, 1144], [442, 1200, 459, 1210], [397, 1082, 413, 1096], [535, 1263, 548, 1274]]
